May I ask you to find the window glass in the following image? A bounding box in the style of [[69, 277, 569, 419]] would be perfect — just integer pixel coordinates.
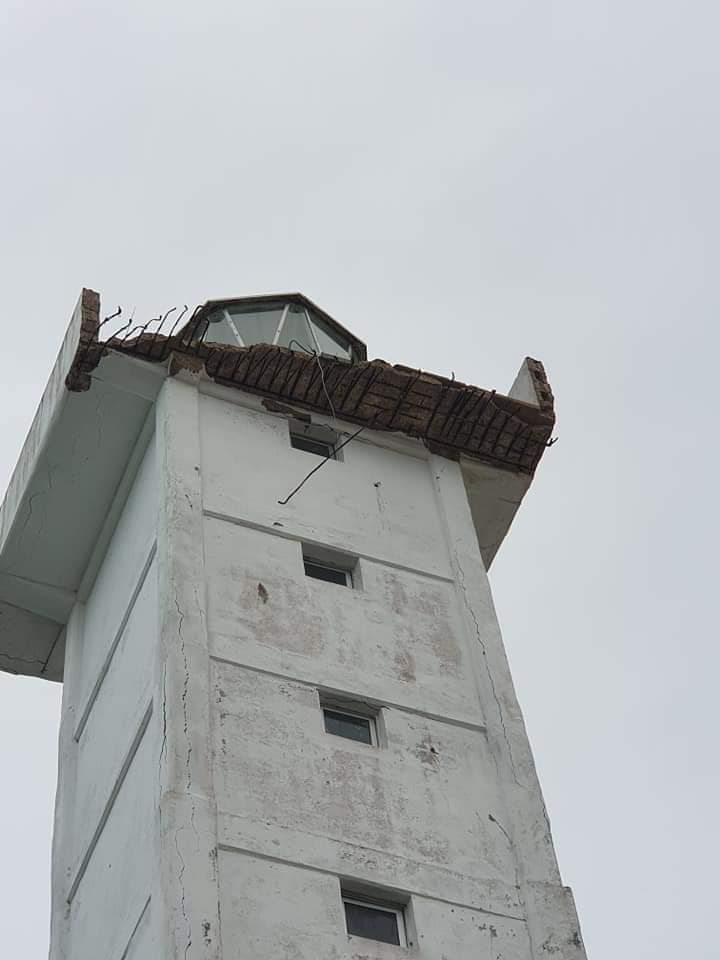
[[203, 313, 242, 346], [323, 709, 373, 744], [197, 300, 355, 359], [277, 304, 314, 353], [309, 311, 352, 360], [226, 305, 283, 346], [289, 421, 341, 460], [303, 560, 349, 586], [344, 900, 402, 945], [291, 434, 335, 459]]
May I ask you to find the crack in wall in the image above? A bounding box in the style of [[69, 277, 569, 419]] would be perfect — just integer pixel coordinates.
[[453, 545, 522, 790], [456, 538, 558, 875], [488, 811, 522, 898], [159, 663, 168, 797], [173, 594, 192, 793], [15, 460, 61, 563], [0, 650, 46, 666], [41, 627, 64, 676], [487, 811, 526, 947], [20, 486, 47, 539], [192, 583, 205, 633], [172, 590, 197, 958], [174, 826, 192, 960]]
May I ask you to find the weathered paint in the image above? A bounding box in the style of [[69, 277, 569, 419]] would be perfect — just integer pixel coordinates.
[[48, 371, 584, 960], [49, 437, 159, 960], [0, 293, 544, 680]]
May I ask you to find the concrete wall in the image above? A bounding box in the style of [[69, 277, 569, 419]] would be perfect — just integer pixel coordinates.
[[50, 436, 159, 960], [196, 385, 585, 959], [218, 854, 532, 960], [200, 395, 450, 577], [205, 520, 480, 725], [50, 375, 585, 960]]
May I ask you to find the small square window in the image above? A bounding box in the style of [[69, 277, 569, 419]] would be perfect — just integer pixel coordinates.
[[301, 544, 357, 588], [291, 433, 336, 459], [343, 895, 407, 947], [323, 708, 376, 745], [303, 558, 351, 587], [289, 420, 340, 460]]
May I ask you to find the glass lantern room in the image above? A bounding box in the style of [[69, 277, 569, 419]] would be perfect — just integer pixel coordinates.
[[192, 294, 366, 363]]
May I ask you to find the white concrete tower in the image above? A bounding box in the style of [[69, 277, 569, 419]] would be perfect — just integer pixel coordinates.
[[0, 290, 586, 960]]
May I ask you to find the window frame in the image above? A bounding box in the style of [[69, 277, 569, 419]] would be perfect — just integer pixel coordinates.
[[289, 420, 341, 461], [342, 894, 408, 947], [222, 308, 245, 345], [322, 705, 378, 747], [207, 301, 353, 361], [303, 557, 353, 588], [301, 544, 358, 589], [184, 295, 367, 362], [290, 434, 336, 459]]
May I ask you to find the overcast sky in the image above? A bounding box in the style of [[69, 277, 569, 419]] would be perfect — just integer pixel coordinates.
[[1, 2, 718, 957]]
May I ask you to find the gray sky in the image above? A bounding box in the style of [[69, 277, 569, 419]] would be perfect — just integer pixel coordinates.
[[1, 2, 718, 957]]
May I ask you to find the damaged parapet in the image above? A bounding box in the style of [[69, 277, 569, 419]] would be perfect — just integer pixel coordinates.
[[68, 290, 555, 476]]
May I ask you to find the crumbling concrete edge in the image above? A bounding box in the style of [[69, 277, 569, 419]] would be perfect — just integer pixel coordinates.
[[63, 289, 556, 478]]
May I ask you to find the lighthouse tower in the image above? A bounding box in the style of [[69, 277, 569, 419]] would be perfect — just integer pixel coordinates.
[[0, 290, 586, 959]]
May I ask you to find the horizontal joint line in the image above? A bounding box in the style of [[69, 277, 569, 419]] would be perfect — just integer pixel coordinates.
[[202, 510, 455, 584], [216, 842, 523, 923], [208, 654, 486, 734]]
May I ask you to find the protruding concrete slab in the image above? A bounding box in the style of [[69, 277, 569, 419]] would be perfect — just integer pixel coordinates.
[[0, 291, 161, 680], [1, 289, 556, 677]]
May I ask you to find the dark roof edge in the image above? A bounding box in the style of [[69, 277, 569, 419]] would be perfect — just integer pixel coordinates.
[[66, 293, 555, 477]]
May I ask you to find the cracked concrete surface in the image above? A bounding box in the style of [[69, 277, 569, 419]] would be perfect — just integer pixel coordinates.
[[454, 543, 523, 788], [32, 319, 583, 958]]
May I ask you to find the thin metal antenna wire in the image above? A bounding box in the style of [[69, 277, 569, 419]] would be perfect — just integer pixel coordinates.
[[286, 336, 337, 422], [277, 425, 366, 505], [315, 352, 337, 422], [303, 309, 338, 423]]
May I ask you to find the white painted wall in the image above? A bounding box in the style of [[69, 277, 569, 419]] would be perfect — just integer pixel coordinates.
[[50, 436, 159, 960], [199, 394, 451, 578], [78, 438, 158, 709], [196, 384, 585, 959], [218, 854, 533, 960], [205, 519, 481, 725], [49, 375, 584, 960], [213, 664, 514, 891]]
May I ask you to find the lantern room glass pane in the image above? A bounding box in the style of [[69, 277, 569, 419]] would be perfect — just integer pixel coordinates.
[[226, 304, 284, 346], [308, 312, 352, 361], [277, 304, 314, 353], [197, 299, 355, 360], [202, 311, 241, 346]]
